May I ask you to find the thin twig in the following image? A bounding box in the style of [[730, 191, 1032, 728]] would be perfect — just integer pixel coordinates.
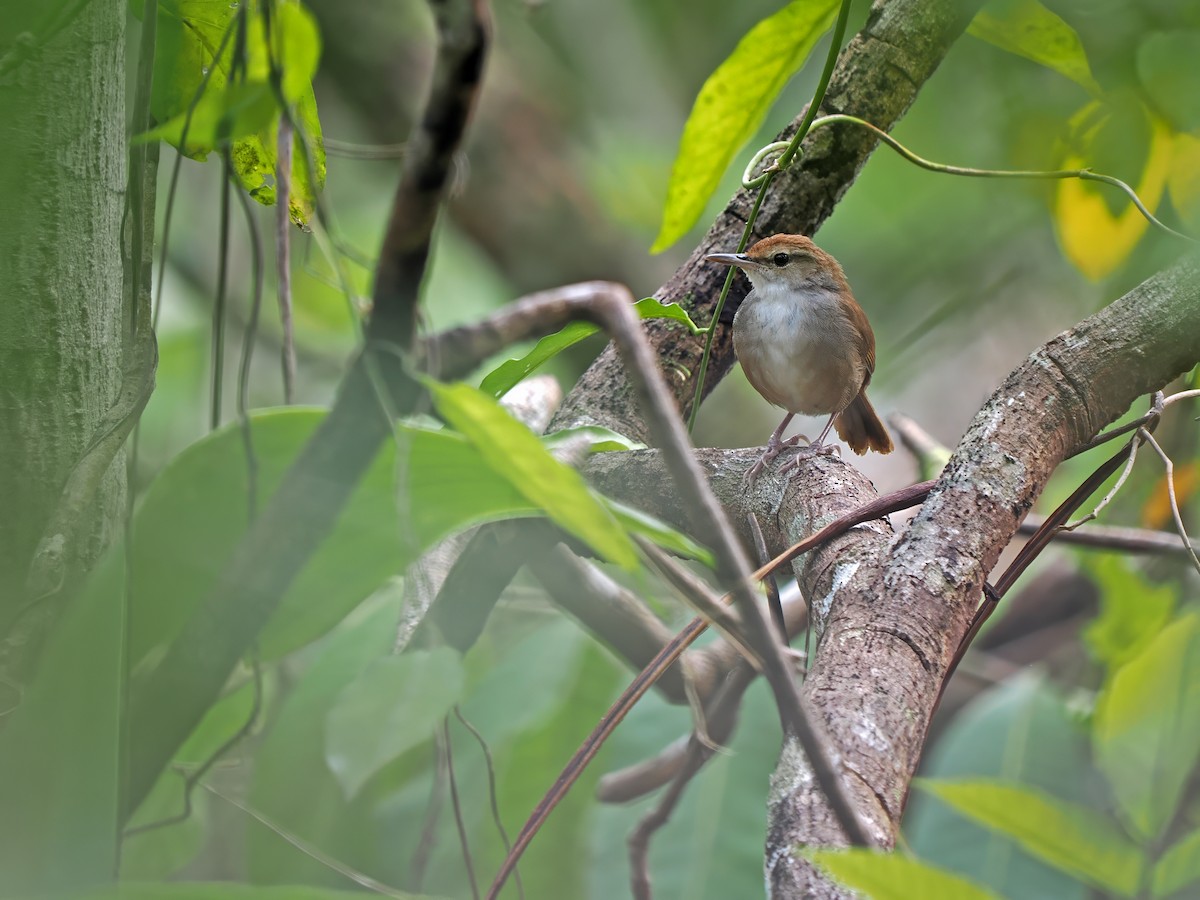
[[1019, 514, 1200, 557], [324, 138, 407, 160], [443, 718, 480, 900], [1140, 429, 1200, 576], [453, 707, 525, 900], [125, 659, 263, 838], [748, 513, 786, 641], [211, 152, 233, 430], [638, 538, 762, 672], [1061, 438, 1140, 531], [231, 154, 264, 520], [202, 781, 409, 898], [808, 114, 1196, 243], [276, 117, 297, 404], [409, 737, 447, 891]]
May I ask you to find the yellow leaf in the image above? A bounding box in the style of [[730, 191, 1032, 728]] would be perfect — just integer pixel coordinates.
[[1054, 113, 1173, 280], [1141, 461, 1197, 531], [1168, 131, 1200, 232]]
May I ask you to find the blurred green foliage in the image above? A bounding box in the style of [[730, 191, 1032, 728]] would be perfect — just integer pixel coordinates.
[[3, 0, 1198, 897]]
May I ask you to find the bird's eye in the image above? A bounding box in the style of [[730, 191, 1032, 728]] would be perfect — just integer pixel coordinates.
[[772, 252, 789, 267]]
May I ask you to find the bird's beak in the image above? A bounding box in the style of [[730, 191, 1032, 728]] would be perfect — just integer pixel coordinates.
[[705, 252, 755, 269]]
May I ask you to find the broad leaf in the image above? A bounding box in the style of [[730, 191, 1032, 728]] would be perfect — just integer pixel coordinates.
[[1093, 612, 1200, 842], [651, 0, 839, 252], [246, 592, 401, 885], [122, 680, 261, 879], [428, 381, 639, 569], [808, 849, 1003, 900], [136, 0, 325, 222], [138, 80, 279, 151], [589, 680, 777, 899], [490, 645, 625, 899], [325, 649, 464, 798], [396, 425, 540, 552], [1137, 32, 1200, 132], [968, 0, 1100, 95], [126, 409, 400, 666], [905, 672, 1091, 900], [397, 423, 708, 564], [479, 297, 704, 399], [1082, 555, 1175, 670], [1154, 826, 1200, 898], [1054, 103, 1172, 280], [916, 779, 1142, 895], [543, 425, 647, 455], [605, 499, 713, 566]]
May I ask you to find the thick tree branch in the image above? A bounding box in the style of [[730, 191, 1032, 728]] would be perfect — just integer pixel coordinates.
[[764, 257, 1200, 898]]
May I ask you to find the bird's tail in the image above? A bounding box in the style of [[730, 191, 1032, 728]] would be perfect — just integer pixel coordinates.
[[834, 390, 893, 455]]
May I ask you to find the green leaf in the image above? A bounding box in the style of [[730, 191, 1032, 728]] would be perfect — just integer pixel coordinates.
[[147, 0, 239, 127], [129, 409, 595, 666], [285, 86, 327, 224], [246, 592, 401, 885], [1137, 32, 1200, 132], [479, 321, 597, 399], [905, 672, 1091, 900], [967, 0, 1101, 95], [588, 678, 780, 898], [1154, 825, 1200, 897], [807, 849, 1003, 900], [490, 644, 624, 899], [651, 0, 839, 252], [543, 425, 647, 454], [122, 678, 263, 880], [604, 498, 713, 566], [1082, 555, 1175, 670], [478, 297, 704, 399], [325, 649, 464, 798], [235, 3, 327, 217], [397, 425, 541, 552], [428, 381, 639, 569], [0, 550, 123, 895], [916, 779, 1143, 896], [633, 297, 707, 335], [137, 80, 279, 152], [1094, 612, 1200, 842], [138, 0, 325, 223], [120, 775, 209, 881], [127, 409, 401, 666]]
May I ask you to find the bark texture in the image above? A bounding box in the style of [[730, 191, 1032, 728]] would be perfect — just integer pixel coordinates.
[[584, 257, 1200, 897], [0, 5, 127, 643]]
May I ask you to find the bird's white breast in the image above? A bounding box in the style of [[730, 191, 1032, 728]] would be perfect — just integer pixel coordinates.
[[733, 282, 864, 416]]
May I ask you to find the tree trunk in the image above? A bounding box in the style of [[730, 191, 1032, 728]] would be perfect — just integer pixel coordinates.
[[0, 2, 129, 675]]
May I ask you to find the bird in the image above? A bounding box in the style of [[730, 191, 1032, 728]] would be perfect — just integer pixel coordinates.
[[706, 233, 893, 482]]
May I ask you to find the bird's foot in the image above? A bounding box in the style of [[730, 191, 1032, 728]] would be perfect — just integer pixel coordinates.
[[778, 441, 838, 478], [743, 433, 817, 487]]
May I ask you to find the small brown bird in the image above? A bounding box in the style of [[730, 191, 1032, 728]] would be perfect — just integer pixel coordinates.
[[706, 234, 892, 481]]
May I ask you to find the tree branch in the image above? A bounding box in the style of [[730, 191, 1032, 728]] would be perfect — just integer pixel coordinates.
[[765, 257, 1200, 898]]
